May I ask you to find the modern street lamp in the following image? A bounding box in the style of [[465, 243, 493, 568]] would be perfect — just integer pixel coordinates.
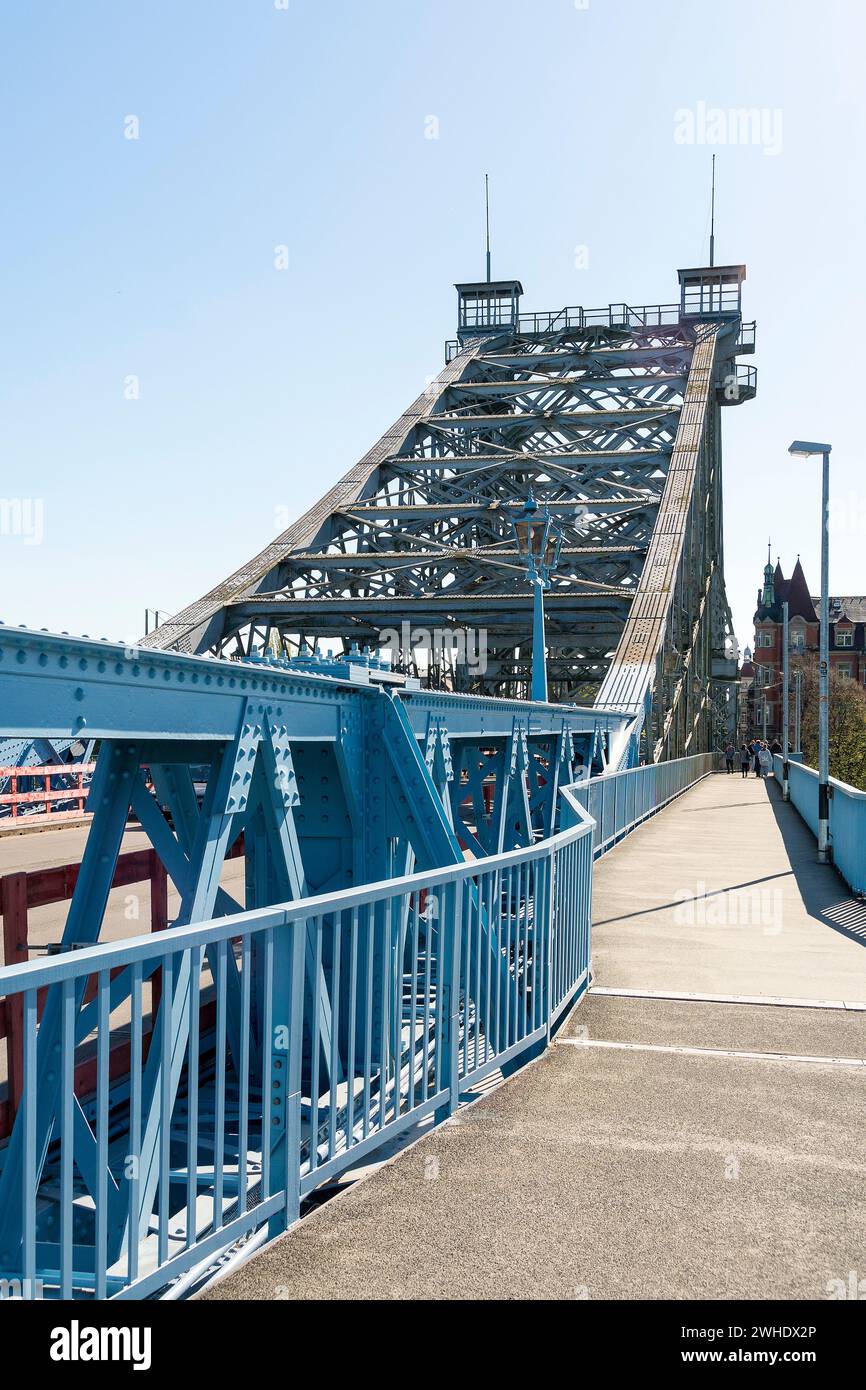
[[511, 491, 562, 703], [788, 439, 832, 860]]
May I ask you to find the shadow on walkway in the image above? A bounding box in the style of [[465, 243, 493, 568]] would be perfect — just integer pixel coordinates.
[[763, 777, 866, 949], [593, 869, 793, 928]]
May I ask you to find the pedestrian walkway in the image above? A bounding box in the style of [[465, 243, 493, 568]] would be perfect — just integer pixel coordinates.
[[203, 774, 866, 1301], [590, 772, 866, 1001]]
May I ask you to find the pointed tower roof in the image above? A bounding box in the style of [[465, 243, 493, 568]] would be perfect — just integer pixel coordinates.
[[785, 557, 818, 622], [755, 542, 780, 622]]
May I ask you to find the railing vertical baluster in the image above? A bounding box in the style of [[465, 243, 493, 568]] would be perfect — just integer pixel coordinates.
[[432, 888, 444, 1098], [422, 897, 433, 1103], [22, 988, 37, 1299], [569, 840, 576, 994], [504, 865, 514, 1046], [363, 904, 373, 1139], [186, 947, 201, 1249], [128, 961, 143, 1284], [483, 868, 493, 1064], [213, 939, 227, 1229], [441, 879, 462, 1114], [530, 859, 540, 1030], [543, 852, 553, 1031], [458, 880, 468, 1080], [95, 971, 109, 1299], [567, 841, 575, 995], [514, 861, 524, 1038], [158, 952, 173, 1268], [377, 901, 389, 1132], [268, 915, 304, 1237], [551, 850, 560, 1011], [567, 840, 576, 988], [493, 866, 503, 1055], [260, 930, 273, 1205], [238, 935, 251, 1210], [347, 907, 358, 1140], [310, 919, 322, 1163], [59, 977, 74, 1300], [522, 859, 531, 1036], [473, 876, 482, 1072], [329, 914, 341, 1158], [408, 896, 419, 1112], [394, 895, 406, 1121]]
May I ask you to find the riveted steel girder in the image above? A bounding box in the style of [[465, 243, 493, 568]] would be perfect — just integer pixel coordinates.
[[139, 282, 753, 756]]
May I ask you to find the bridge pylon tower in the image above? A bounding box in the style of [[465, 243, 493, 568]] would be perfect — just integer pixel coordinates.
[[142, 264, 755, 763]]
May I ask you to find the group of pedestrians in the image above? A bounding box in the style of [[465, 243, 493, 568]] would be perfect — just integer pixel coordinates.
[[724, 737, 781, 778]]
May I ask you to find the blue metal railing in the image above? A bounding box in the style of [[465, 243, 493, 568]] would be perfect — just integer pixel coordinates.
[[0, 783, 594, 1300], [445, 302, 690, 358], [565, 752, 716, 858], [772, 755, 866, 895]]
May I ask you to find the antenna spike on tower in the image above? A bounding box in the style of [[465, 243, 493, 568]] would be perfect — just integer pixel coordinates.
[[709, 154, 716, 267], [485, 173, 491, 283]]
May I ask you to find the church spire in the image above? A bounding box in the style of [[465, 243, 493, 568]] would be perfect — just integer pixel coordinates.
[[761, 538, 775, 608]]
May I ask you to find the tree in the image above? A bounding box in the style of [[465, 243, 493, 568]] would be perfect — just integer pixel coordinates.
[[793, 658, 866, 790]]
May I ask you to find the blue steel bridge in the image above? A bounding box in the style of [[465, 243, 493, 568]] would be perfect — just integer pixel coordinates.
[[0, 262, 765, 1299]]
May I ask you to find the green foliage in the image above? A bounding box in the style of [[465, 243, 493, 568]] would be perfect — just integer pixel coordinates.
[[794, 659, 866, 790]]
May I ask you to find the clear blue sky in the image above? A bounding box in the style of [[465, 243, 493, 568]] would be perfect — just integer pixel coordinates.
[[2, 0, 863, 654]]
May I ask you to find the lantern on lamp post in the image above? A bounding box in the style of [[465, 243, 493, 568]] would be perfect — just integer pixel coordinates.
[[511, 491, 562, 703]]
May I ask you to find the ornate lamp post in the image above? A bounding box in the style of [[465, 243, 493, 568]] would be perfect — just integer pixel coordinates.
[[511, 491, 562, 703]]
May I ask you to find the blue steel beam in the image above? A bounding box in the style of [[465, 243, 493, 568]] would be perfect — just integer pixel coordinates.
[[0, 627, 636, 746], [0, 625, 624, 1284]]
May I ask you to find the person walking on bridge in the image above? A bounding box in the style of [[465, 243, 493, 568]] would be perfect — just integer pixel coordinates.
[[739, 744, 751, 778], [758, 743, 773, 779], [724, 741, 736, 773]]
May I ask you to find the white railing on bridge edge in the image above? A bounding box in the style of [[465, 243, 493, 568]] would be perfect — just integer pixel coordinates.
[[772, 754, 866, 896], [565, 752, 717, 857]]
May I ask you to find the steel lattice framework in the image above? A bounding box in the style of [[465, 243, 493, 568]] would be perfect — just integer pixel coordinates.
[[0, 264, 759, 1295], [141, 266, 755, 763]]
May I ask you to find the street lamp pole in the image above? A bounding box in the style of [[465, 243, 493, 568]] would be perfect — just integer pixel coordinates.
[[793, 668, 802, 755], [818, 448, 831, 860], [781, 599, 790, 800], [510, 491, 562, 705], [789, 440, 832, 861], [530, 571, 548, 703]]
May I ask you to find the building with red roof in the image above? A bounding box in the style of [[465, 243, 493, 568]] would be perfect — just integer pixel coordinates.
[[745, 548, 866, 739]]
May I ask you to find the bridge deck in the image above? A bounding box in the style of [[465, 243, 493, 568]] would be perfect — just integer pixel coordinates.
[[203, 775, 866, 1301], [591, 771, 866, 1001]]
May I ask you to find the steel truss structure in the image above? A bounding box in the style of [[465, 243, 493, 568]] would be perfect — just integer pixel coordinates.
[[0, 624, 635, 1294], [142, 265, 755, 761], [0, 264, 759, 1297]]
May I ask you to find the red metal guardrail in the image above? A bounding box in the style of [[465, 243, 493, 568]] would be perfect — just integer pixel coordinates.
[[0, 761, 96, 824], [0, 837, 244, 1137]]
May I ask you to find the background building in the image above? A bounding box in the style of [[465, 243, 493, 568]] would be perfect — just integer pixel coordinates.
[[744, 549, 866, 740]]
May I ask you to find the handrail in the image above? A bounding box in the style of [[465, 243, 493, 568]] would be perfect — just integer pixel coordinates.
[[772, 754, 866, 894], [0, 801, 593, 996], [0, 779, 595, 1300], [565, 752, 715, 856]]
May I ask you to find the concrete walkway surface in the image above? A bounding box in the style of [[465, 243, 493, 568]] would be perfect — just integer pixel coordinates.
[[590, 773, 866, 1001]]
